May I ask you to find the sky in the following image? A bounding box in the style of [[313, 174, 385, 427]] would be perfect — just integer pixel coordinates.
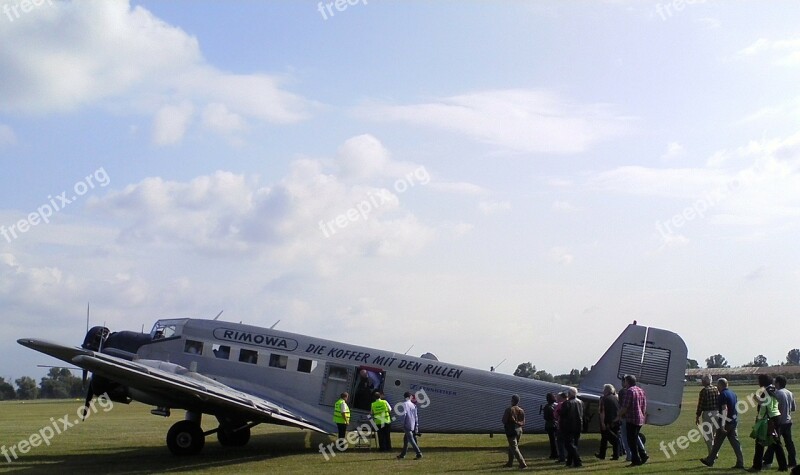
[[2, 0, 800, 383]]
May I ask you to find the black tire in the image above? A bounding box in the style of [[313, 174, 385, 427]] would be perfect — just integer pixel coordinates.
[[217, 425, 251, 447], [167, 420, 205, 455]]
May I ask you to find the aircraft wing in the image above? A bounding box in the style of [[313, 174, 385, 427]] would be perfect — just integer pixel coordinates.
[[17, 338, 328, 434]]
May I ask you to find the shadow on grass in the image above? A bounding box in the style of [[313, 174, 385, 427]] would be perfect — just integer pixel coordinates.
[[1, 431, 335, 474]]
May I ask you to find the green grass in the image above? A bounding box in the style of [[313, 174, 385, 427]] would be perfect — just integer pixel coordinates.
[[0, 385, 775, 473]]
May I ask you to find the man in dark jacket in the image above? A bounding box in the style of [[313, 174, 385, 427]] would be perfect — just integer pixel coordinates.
[[559, 386, 584, 468]]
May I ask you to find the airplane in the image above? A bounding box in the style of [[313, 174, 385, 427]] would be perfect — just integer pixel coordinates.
[[18, 318, 687, 455]]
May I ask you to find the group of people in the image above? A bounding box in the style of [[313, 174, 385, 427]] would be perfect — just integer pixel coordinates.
[[333, 390, 423, 460], [504, 373, 649, 470], [698, 374, 796, 472]]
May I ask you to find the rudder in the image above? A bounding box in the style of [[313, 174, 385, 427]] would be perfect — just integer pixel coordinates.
[[579, 324, 687, 426]]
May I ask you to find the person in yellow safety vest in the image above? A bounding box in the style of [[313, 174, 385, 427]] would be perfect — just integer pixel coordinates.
[[371, 391, 393, 451], [333, 392, 350, 442]]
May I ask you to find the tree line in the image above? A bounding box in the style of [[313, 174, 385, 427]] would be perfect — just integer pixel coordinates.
[[512, 362, 591, 385], [686, 348, 800, 369], [0, 368, 84, 400]]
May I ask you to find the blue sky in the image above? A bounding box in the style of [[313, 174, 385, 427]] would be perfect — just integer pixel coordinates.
[[2, 0, 800, 382]]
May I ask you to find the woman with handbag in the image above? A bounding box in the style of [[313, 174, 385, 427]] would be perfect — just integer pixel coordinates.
[[750, 374, 788, 472]]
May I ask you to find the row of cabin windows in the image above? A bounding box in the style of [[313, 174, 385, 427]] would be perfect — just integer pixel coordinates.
[[183, 339, 314, 373]]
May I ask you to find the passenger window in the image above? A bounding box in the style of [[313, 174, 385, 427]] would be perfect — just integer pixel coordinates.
[[239, 349, 258, 364], [184, 340, 203, 355], [269, 354, 288, 369], [212, 344, 230, 359], [297, 358, 315, 373]]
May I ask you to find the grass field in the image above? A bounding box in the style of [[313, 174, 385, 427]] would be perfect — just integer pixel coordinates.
[[0, 385, 779, 474]]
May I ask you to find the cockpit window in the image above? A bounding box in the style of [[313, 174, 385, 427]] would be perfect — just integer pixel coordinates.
[[151, 321, 182, 340]]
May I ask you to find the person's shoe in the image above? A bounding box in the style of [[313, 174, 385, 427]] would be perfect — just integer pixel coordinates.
[[764, 464, 772, 469], [595, 453, 605, 460], [573, 462, 583, 468], [414, 454, 422, 460], [730, 464, 745, 470], [700, 458, 713, 467], [611, 456, 620, 460], [555, 460, 565, 464], [641, 454, 649, 464], [626, 462, 642, 467], [396, 455, 404, 460], [747, 468, 761, 473], [504, 462, 514, 468], [519, 463, 527, 470], [549, 455, 559, 459]]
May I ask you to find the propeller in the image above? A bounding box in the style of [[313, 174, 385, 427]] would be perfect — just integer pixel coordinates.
[[82, 303, 89, 388]]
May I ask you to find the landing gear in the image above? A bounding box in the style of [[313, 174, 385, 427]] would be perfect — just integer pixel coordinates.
[[166, 420, 205, 455], [217, 425, 251, 447]]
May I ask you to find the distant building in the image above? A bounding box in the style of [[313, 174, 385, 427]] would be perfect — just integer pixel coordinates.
[[686, 365, 800, 384]]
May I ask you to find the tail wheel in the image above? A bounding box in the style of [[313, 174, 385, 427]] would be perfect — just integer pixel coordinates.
[[167, 420, 205, 455], [217, 425, 251, 447]]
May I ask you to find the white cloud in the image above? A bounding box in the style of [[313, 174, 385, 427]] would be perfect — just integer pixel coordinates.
[[693, 17, 721, 30], [89, 135, 436, 261], [428, 181, 487, 195], [656, 233, 690, 251], [549, 247, 574, 265], [152, 101, 193, 145], [738, 37, 800, 66], [552, 200, 578, 212], [0, 0, 315, 144], [661, 142, 685, 161], [595, 130, 800, 231], [0, 124, 16, 147], [335, 134, 392, 181], [202, 103, 246, 136], [356, 89, 633, 154], [478, 200, 511, 215]]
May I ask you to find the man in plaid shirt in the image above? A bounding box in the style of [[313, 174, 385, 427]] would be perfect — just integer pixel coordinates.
[[617, 374, 649, 466], [695, 374, 719, 460]]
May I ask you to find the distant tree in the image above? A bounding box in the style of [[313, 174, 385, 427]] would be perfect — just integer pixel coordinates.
[[580, 366, 590, 378], [687, 358, 700, 369], [534, 369, 554, 382], [787, 349, 800, 366], [514, 362, 536, 379], [0, 377, 15, 400], [743, 355, 769, 367], [40, 368, 83, 399], [706, 354, 730, 369], [15, 376, 38, 400], [568, 368, 581, 384]]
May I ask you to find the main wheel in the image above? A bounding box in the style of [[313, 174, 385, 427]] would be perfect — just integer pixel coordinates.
[[217, 425, 251, 447], [167, 420, 205, 455]]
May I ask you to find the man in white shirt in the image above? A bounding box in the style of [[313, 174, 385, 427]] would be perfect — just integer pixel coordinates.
[[396, 392, 422, 460]]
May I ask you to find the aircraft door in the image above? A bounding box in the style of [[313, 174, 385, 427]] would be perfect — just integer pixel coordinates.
[[320, 363, 353, 406]]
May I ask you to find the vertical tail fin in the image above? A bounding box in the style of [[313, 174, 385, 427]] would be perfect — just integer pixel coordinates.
[[579, 324, 687, 426]]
